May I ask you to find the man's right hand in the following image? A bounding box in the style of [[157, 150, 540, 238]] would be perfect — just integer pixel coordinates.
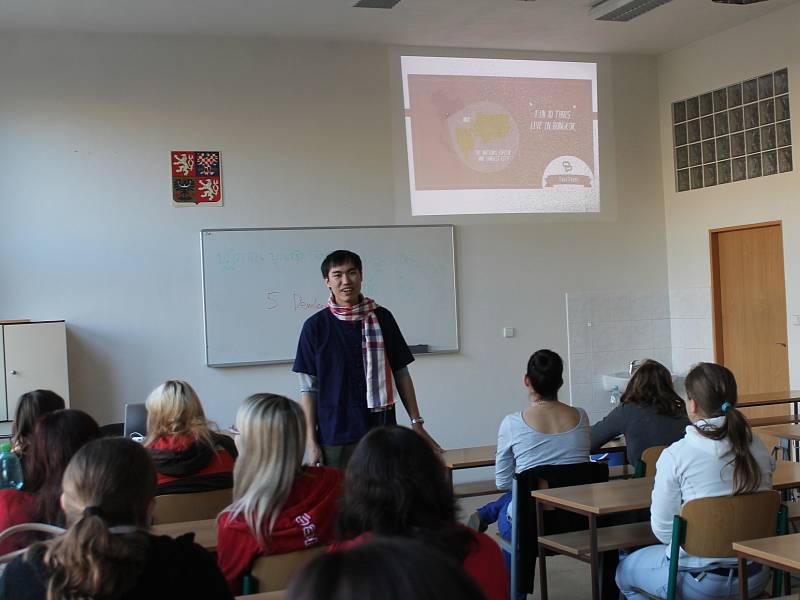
[[306, 441, 323, 466]]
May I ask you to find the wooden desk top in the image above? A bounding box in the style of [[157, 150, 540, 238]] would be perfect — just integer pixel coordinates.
[[733, 533, 800, 573], [757, 424, 800, 441], [531, 460, 800, 515], [151, 518, 217, 550], [532, 477, 654, 515], [442, 445, 496, 469], [738, 391, 800, 408], [773, 460, 800, 490], [235, 593, 284, 600], [443, 438, 626, 470]]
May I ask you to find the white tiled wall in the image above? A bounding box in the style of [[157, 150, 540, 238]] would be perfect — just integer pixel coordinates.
[[566, 290, 672, 424], [669, 286, 714, 376], [566, 287, 715, 423]]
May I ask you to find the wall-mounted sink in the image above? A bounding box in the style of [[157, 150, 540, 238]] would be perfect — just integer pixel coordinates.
[[602, 372, 632, 392], [601, 371, 686, 397]]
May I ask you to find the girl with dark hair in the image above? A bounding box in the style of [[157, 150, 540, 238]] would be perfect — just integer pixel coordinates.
[[470, 349, 589, 537], [616, 362, 774, 600], [0, 410, 100, 555], [333, 426, 508, 600], [10, 390, 65, 458], [590, 359, 689, 465], [0, 437, 233, 600], [288, 537, 488, 600]]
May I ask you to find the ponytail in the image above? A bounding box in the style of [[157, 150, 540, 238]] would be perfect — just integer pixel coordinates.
[[39, 512, 149, 600], [686, 363, 761, 495], [25, 438, 157, 600]]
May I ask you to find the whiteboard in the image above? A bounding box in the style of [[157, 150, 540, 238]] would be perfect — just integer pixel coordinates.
[[200, 226, 459, 366]]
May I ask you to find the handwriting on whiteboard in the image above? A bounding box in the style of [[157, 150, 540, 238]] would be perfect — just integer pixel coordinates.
[[265, 291, 326, 312]]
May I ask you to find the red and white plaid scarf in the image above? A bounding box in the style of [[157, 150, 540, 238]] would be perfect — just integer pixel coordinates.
[[327, 295, 397, 412]]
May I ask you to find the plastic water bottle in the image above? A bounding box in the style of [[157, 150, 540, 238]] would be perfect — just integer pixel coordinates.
[[609, 385, 620, 408], [0, 443, 24, 490]]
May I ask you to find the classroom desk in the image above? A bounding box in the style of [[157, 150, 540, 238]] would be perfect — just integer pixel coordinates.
[[734, 533, 800, 600], [442, 438, 628, 493], [443, 438, 626, 471], [235, 593, 284, 600], [738, 390, 800, 409], [758, 424, 800, 441], [151, 518, 217, 551], [531, 462, 800, 600]]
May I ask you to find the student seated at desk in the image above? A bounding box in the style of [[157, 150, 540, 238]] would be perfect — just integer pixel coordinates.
[[616, 363, 775, 600], [0, 410, 100, 555], [10, 390, 65, 464], [590, 359, 689, 466], [0, 437, 233, 600], [470, 349, 589, 537], [332, 426, 508, 600], [287, 537, 487, 600], [143, 380, 236, 495], [216, 394, 342, 593]]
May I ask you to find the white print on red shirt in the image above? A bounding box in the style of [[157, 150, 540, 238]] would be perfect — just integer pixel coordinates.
[[294, 513, 319, 547]]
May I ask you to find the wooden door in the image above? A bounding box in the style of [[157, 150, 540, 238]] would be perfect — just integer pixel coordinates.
[[710, 221, 790, 428], [3, 322, 70, 419]]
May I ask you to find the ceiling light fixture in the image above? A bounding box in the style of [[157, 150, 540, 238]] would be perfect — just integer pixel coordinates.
[[589, 0, 674, 21]]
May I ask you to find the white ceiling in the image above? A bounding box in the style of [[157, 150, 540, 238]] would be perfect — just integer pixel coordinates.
[[1, 0, 798, 55]]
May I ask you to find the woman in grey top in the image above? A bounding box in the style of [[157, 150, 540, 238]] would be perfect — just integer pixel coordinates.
[[590, 360, 689, 466], [470, 349, 589, 534]]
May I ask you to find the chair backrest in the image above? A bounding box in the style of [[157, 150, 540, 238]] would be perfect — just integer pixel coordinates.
[[638, 445, 667, 478], [0, 523, 64, 564], [151, 488, 233, 525], [680, 490, 780, 557], [511, 461, 609, 594], [249, 545, 328, 592]]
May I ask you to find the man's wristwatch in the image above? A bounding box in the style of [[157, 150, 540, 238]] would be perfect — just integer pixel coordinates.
[[410, 416, 425, 425]]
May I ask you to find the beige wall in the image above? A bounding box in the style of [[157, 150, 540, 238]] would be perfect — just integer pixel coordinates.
[[658, 3, 800, 388], [0, 34, 668, 454]]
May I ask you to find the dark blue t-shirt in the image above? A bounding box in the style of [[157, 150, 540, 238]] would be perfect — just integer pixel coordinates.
[[292, 307, 414, 445]]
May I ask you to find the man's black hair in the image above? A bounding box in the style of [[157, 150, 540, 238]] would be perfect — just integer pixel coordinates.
[[321, 250, 362, 278]]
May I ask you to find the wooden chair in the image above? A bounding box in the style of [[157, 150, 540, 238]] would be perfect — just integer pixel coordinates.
[[151, 488, 232, 525], [242, 545, 328, 593], [634, 490, 785, 600], [634, 445, 667, 478], [506, 462, 611, 599]]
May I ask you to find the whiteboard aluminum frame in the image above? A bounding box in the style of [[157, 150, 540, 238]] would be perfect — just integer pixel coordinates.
[[200, 224, 459, 367]]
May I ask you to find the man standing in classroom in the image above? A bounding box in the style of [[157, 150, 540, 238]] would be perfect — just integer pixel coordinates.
[[293, 249, 440, 468]]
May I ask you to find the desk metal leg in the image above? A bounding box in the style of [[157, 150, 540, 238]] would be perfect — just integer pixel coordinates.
[[589, 514, 599, 600], [536, 499, 548, 600], [738, 557, 748, 600]]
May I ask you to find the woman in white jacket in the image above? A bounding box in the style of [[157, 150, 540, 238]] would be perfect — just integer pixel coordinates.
[[615, 362, 774, 600]]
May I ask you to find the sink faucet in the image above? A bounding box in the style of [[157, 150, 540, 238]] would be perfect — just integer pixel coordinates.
[[629, 359, 642, 375]]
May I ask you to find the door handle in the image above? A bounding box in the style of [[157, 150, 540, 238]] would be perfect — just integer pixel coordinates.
[[8, 370, 17, 375], [776, 342, 787, 347]]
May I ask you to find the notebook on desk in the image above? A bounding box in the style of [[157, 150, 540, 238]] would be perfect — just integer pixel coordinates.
[[123, 403, 148, 442]]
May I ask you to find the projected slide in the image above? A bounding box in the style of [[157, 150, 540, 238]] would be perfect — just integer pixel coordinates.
[[401, 56, 599, 215]]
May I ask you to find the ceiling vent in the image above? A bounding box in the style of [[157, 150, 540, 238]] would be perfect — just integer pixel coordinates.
[[589, 0, 673, 21], [353, 0, 401, 7]]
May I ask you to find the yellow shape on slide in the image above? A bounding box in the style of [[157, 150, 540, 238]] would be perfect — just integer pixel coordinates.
[[456, 128, 476, 157], [455, 113, 511, 159], [474, 113, 511, 143]]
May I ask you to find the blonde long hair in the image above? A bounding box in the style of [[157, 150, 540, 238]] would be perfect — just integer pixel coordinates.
[[34, 437, 155, 600], [225, 394, 305, 545], [143, 380, 215, 448]]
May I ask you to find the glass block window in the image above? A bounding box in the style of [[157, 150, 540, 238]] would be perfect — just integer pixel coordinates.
[[673, 68, 792, 192]]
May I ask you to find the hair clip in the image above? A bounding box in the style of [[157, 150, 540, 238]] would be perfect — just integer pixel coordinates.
[[720, 401, 732, 413]]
